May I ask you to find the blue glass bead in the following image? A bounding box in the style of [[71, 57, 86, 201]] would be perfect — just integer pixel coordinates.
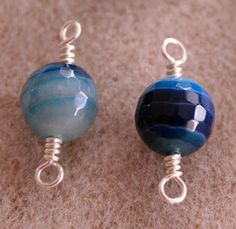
[[135, 76, 215, 156], [20, 62, 98, 141]]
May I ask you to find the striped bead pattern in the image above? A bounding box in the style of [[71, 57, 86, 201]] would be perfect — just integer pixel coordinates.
[[20, 62, 98, 141], [135, 76, 215, 156]]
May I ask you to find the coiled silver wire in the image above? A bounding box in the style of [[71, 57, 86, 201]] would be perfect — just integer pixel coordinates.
[[162, 38, 187, 77], [159, 154, 187, 204], [59, 20, 81, 64], [35, 138, 64, 188], [165, 154, 183, 177]]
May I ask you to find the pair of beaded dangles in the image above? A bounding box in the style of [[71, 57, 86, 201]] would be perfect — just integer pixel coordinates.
[[20, 20, 215, 204]]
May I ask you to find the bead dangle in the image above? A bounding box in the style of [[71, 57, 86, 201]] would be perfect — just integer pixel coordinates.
[[135, 38, 215, 203], [20, 21, 99, 188]]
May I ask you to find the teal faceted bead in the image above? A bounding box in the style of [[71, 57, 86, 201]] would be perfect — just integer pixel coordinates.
[[20, 62, 98, 141]]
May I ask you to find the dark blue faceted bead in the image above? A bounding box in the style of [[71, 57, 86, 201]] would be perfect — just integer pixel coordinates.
[[135, 76, 215, 156]]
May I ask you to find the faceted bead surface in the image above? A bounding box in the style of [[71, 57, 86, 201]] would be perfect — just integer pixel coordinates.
[[20, 62, 98, 141], [135, 76, 215, 156]]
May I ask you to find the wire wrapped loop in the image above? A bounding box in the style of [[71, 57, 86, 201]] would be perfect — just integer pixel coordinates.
[[162, 38, 187, 77], [35, 138, 64, 188], [159, 154, 187, 204], [59, 20, 81, 64]]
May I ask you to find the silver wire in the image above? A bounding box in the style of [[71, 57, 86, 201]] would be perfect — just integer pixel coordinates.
[[35, 138, 64, 188], [159, 153, 187, 204], [162, 38, 187, 77], [59, 20, 81, 64]]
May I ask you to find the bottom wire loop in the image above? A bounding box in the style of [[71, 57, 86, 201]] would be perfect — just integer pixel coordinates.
[[159, 154, 187, 204], [35, 160, 64, 188], [35, 138, 64, 188]]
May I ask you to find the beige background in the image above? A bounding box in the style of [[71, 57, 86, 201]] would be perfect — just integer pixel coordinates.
[[0, 0, 236, 228]]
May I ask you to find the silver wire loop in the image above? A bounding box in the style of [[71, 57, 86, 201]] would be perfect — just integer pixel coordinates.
[[60, 20, 81, 43], [162, 38, 187, 77], [59, 20, 81, 64], [159, 154, 187, 204], [35, 160, 64, 188], [35, 138, 64, 188]]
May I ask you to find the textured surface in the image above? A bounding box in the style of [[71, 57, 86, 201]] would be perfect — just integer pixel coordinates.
[[135, 76, 215, 156], [20, 62, 98, 141], [0, 0, 236, 228]]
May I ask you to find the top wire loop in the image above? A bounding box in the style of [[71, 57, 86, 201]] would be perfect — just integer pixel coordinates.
[[59, 20, 81, 64], [162, 38, 187, 77]]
